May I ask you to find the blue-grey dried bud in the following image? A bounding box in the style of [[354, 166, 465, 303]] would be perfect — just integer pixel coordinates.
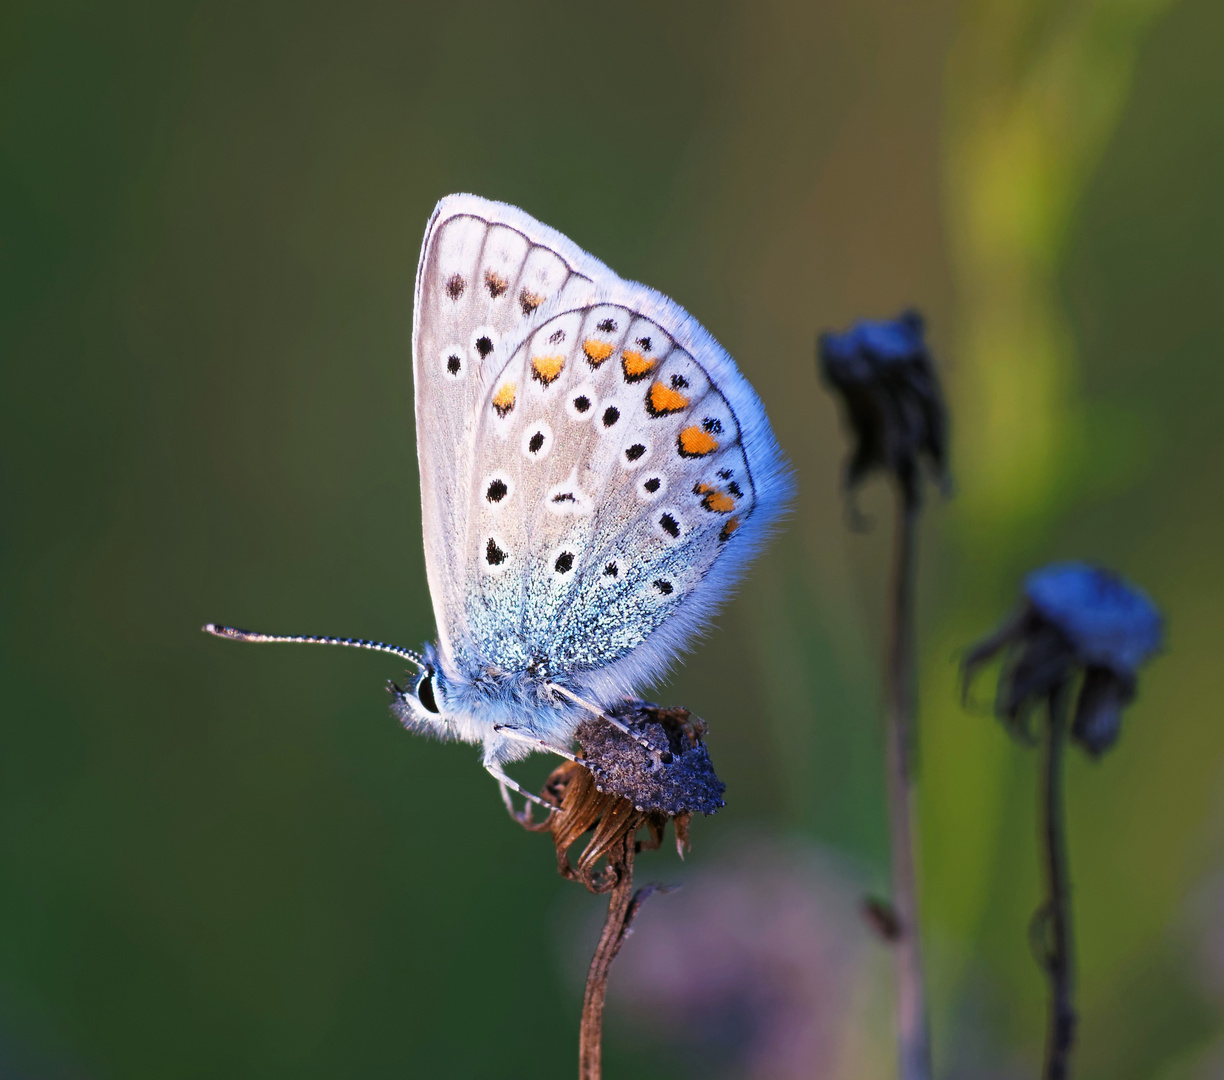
[[1023, 562, 1163, 676], [579, 702, 726, 818], [818, 310, 949, 510], [963, 563, 1163, 755]]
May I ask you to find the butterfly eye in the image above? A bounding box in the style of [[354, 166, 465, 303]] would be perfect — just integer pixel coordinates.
[[416, 670, 440, 714]]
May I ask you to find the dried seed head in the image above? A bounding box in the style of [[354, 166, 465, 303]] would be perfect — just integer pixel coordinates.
[[963, 563, 1164, 755], [818, 310, 949, 512], [1023, 562, 1163, 674], [578, 702, 725, 818], [522, 701, 725, 892]]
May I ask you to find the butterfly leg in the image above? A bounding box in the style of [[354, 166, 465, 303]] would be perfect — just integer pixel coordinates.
[[496, 779, 522, 820], [492, 724, 580, 763], [546, 683, 662, 757], [485, 763, 556, 821]]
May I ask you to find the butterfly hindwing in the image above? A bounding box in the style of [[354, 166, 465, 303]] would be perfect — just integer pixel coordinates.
[[460, 284, 789, 700]]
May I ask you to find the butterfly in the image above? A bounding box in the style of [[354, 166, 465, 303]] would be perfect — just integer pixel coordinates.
[[206, 194, 792, 816]]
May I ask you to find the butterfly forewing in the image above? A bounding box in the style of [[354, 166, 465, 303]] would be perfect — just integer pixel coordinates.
[[413, 197, 609, 664]]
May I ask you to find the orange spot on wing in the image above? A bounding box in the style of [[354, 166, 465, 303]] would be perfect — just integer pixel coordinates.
[[519, 288, 544, 315], [531, 354, 566, 386], [621, 349, 658, 381], [583, 339, 614, 366], [678, 425, 719, 457], [484, 270, 508, 298], [492, 382, 517, 417], [647, 381, 690, 415], [702, 490, 736, 513], [719, 516, 741, 542]]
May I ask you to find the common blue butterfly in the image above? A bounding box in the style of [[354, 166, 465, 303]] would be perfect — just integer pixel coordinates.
[[206, 194, 793, 814]]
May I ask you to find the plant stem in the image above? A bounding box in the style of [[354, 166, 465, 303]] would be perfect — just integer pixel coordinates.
[[885, 493, 932, 1080], [1040, 688, 1076, 1079], [579, 832, 638, 1080]]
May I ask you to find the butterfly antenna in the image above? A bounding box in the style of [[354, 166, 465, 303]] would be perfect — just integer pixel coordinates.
[[202, 624, 425, 670]]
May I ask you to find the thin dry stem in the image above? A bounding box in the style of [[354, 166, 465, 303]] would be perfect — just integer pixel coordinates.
[[578, 831, 640, 1080], [885, 493, 932, 1080], [529, 764, 662, 1079], [1040, 686, 1076, 1079]]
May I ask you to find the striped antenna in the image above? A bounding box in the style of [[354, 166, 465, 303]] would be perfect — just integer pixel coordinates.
[[202, 623, 424, 670]]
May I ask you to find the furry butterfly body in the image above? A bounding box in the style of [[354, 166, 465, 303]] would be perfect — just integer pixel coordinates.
[[206, 194, 792, 810]]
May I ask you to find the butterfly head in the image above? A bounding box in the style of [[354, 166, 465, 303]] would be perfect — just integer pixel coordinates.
[[391, 642, 457, 738]]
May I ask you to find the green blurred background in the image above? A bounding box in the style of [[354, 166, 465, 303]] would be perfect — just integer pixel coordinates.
[[3, 0, 1223, 1076]]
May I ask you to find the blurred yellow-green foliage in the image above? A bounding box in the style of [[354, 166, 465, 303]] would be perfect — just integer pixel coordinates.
[[3, 0, 1223, 1076]]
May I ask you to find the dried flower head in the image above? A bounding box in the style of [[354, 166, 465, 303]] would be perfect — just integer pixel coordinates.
[[818, 309, 949, 511], [522, 702, 725, 892], [963, 562, 1164, 755]]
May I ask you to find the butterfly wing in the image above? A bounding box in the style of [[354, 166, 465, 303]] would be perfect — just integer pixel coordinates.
[[412, 195, 615, 665], [457, 280, 793, 703]]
